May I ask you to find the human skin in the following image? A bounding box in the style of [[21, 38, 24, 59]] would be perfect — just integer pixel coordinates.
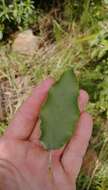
[[0, 78, 93, 190]]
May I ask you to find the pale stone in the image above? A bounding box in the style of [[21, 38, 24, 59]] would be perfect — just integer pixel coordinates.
[[12, 30, 40, 55]]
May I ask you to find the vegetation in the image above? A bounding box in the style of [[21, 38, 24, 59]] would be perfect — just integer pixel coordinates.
[[0, 0, 38, 40], [0, 0, 108, 189]]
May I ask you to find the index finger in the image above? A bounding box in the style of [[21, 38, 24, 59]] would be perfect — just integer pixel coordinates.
[[4, 78, 54, 140], [62, 112, 93, 180]]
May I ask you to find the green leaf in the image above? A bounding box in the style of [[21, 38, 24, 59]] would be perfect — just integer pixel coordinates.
[[40, 70, 80, 150]]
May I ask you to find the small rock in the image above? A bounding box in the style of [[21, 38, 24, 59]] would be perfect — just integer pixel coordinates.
[[12, 30, 40, 55], [0, 31, 3, 41]]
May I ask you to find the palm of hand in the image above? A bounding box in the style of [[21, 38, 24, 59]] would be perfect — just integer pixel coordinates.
[[0, 137, 55, 190], [0, 79, 92, 190]]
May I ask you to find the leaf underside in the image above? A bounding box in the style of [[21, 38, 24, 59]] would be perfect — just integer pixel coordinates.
[[40, 70, 80, 150]]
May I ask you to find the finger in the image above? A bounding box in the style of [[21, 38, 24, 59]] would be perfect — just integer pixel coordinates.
[[78, 90, 89, 113], [5, 78, 54, 140], [29, 119, 41, 145], [52, 153, 72, 190], [62, 112, 93, 180]]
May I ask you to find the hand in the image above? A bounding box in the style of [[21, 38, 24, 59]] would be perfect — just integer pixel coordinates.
[[0, 78, 93, 190]]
